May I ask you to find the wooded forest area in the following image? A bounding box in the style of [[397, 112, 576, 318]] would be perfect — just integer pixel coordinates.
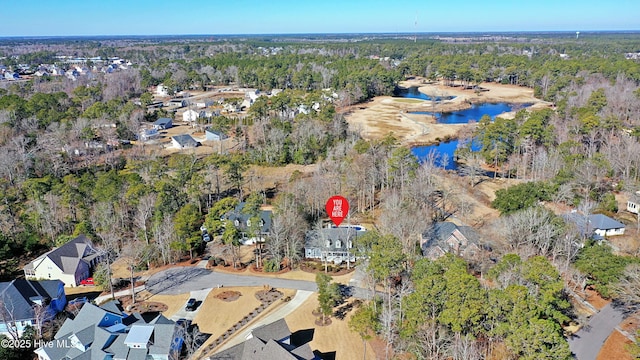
[[1, 33, 640, 359]]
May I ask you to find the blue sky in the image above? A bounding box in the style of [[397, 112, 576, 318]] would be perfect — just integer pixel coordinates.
[[1, 0, 638, 37]]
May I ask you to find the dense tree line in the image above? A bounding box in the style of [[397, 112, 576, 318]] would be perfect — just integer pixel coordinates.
[[350, 251, 571, 359], [1, 34, 640, 357]]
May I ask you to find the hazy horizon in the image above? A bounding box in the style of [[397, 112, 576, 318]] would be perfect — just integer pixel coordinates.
[[2, 0, 639, 37], [2, 29, 639, 40]]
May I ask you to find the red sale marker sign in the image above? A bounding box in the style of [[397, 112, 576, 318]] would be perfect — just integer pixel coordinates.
[[326, 195, 349, 226]]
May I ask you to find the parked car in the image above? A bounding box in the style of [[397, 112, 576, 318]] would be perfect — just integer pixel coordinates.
[[185, 298, 197, 311], [80, 277, 94, 286], [203, 233, 211, 242]]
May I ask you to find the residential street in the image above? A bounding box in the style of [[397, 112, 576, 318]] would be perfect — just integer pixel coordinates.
[[146, 267, 316, 294], [568, 303, 625, 360], [145, 266, 372, 299]]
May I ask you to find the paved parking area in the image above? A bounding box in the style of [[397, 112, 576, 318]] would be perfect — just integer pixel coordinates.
[[170, 288, 213, 321]]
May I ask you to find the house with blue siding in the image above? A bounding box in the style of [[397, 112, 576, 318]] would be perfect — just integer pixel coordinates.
[[0, 279, 66, 338], [205, 128, 228, 141], [35, 300, 182, 360]]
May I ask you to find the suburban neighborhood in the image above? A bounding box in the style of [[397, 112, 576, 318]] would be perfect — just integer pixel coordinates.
[[1, 10, 640, 360]]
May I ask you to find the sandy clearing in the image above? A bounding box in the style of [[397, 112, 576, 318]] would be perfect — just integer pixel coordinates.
[[596, 330, 634, 360], [345, 79, 551, 146]]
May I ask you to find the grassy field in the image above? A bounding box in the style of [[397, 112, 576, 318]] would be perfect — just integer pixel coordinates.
[[285, 293, 376, 360], [147, 292, 191, 318], [194, 287, 296, 358]]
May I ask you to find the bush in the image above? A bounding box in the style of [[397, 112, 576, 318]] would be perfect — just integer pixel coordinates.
[[574, 241, 637, 298], [263, 258, 280, 273], [492, 181, 554, 215]]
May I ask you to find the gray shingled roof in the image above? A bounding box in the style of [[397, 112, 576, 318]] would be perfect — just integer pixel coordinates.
[[172, 134, 199, 148], [589, 214, 625, 230], [222, 202, 273, 235], [205, 128, 228, 139], [252, 318, 291, 343], [211, 319, 316, 360], [56, 302, 124, 340], [0, 279, 63, 321], [26, 235, 102, 275], [422, 222, 479, 248], [127, 348, 148, 360], [258, 339, 299, 360], [564, 212, 625, 236], [154, 117, 172, 126], [105, 335, 130, 359], [291, 343, 316, 359], [304, 227, 362, 252], [43, 301, 178, 360]]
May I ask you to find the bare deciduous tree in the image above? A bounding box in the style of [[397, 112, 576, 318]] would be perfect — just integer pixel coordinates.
[[501, 206, 562, 258], [153, 214, 178, 266], [121, 240, 148, 305], [134, 193, 157, 244], [0, 295, 20, 340], [612, 264, 640, 311]]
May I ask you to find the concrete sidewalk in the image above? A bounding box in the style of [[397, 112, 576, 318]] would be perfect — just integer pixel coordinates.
[[93, 285, 146, 304], [216, 290, 314, 352]]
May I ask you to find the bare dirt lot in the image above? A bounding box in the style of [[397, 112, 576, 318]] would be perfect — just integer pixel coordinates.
[[344, 79, 550, 146], [597, 330, 634, 360]]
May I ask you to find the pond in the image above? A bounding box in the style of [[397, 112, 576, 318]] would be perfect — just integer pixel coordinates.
[[411, 139, 482, 171], [393, 86, 455, 101], [409, 102, 529, 170], [395, 87, 531, 171], [410, 102, 531, 124]]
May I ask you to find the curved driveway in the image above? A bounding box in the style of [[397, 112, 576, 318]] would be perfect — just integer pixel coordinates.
[[568, 303, 625, 360], [146, 266, 372, 299]]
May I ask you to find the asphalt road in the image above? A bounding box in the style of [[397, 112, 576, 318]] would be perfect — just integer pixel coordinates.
[[146, 266, 372, 299], [568, 303, 625, 360]]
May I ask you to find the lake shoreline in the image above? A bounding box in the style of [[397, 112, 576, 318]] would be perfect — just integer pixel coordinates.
[[344, 78, 551, 147]]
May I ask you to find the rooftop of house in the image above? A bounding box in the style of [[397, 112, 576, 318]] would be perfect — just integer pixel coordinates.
[[153, 117, 172, 125], [222, 202, 273, 234], [24, 234, 102, 274], [172, 134, 199, 148], [39, 301, 178, 360], [304, 227, 364, 251], [0, 279, 63, 321], [205, 127, 228, 139], [564, 212, 625, 231], [422, 222, 481, 244], [251, 318, 290, 343], [210, 319, 316, 360]]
